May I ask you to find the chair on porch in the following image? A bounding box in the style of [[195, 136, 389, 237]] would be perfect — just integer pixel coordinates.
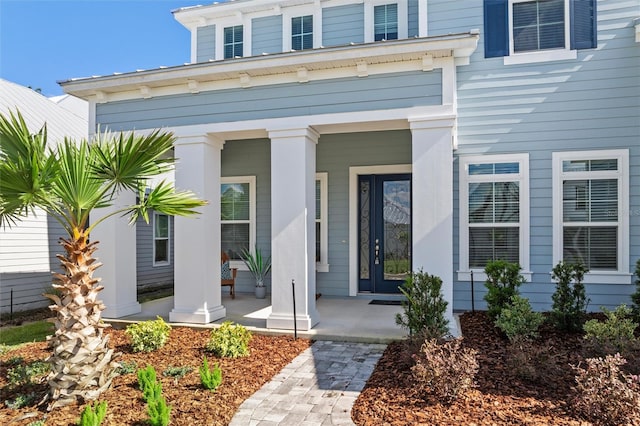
[[221, 251, 237, 299]]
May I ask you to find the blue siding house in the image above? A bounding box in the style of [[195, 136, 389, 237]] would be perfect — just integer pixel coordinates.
[[61, 0, 639, 333]]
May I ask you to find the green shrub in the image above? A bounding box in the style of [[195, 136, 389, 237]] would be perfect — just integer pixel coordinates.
[[395, 269, 449, 339], [77, 401, 107, 426], [27, 420, 45, 426], [495, 295, 544, 342], [411, 338, 478, 404], [630, 259, 640, 322], [125, 316, 171, 353], [584, 305, 637, 354], [572, 354, 640, 425], [506, 339, 561, 384], [4, 392, 37, 409], [163, 366, 193, 384], [137, 365, 161, 403], [550, 261, 590, 333], [116, 360, 138, 375], [6, 360, 49, 386], [483, 260, 526, 320], [199, 357, 222, 391], [206, 321, 252, 358], [148, 397, 171, 426]]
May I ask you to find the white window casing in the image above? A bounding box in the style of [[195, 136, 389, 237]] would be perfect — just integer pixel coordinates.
[[215, 16, 252, 60], [153, 212, 171, 267], [282, 3, 322, 51], [364, 0, 408, 43], [316, 172, 329, 272], [221, 176, 256, 270]]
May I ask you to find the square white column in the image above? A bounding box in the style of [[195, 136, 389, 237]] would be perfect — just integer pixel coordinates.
[[170, 134, 226, 324], [267, 127, 320, 331], [409, 116, 457, 335], [91, 190, 140, 318]]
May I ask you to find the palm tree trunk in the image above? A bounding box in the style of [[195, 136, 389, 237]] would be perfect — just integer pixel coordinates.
[[43, 229, 120, 409]]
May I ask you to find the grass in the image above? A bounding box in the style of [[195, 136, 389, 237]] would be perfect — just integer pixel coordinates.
[[0, 320, 54, 347]]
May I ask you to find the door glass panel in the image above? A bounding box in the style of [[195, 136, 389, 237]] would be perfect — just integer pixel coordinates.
[[382, 180, 410, 281], [359, 180, 371, 280]]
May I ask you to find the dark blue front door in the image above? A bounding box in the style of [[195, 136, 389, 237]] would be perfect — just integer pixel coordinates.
[[358, 174, 412, 293]]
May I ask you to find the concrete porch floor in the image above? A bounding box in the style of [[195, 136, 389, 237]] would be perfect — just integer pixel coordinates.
[[107, 293, 407, 343]]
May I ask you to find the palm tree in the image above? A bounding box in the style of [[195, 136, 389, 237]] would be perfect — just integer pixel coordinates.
[[0, 110, 206, 409]]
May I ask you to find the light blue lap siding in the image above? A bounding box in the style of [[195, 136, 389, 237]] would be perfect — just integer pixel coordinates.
[[196, 25, 216, 62], [95, 70, 442, 130], [322, 4, 364, 46], [252, 15, 282, 55]]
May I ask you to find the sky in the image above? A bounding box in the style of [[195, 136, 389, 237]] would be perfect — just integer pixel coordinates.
[[0, 0, 199, 97]]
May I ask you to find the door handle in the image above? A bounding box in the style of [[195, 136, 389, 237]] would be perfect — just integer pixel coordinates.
[[374, 239, 380, 265]]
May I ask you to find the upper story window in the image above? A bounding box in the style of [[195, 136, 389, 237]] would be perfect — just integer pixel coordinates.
[[374, 4, 398, 41], [292, 15, 313, 50], [224, 25, 244, 59], [483, 0, 596, 64], [221, 176, 256, 264]]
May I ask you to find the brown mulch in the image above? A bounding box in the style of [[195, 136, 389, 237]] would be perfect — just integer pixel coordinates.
[[0, 326, 312, 425]]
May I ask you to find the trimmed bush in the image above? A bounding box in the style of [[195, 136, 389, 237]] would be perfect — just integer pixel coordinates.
[[630, 259, 640, 322], [411, 338, 478, 404], [125, 316, 171, 353], [583, 305, 637, 354], [550, 261, 589, 333], [483, 260, 526, 320], [206, 321, 252, 358], [395, 269, 449, 339], [572, 354, 640, 425], [77, 401, 107, 426], [495, 295, 544, 342], [199, 357, 222, 391]]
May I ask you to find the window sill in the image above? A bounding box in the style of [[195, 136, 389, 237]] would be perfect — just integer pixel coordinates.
[[153, 261, 171, 268], [229, 261, 248, 271], [316, 263, 330, 273], [457, 270, 533, 282], [503, 48, 577, 65], [549, 271, 633, 285]]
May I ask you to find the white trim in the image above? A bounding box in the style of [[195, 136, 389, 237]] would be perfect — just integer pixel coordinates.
[[364, 0, 408, 43], [190, 27, 198, 63], [282, 4, 322, 51], [418, 0, 427, 37], [215, 17, 252, 60], [348, 164, 412, 296], [457, 153, 530, 281], [152, 212, 171, 267], [316, 172, 330, 272], [552, 149, 630, 283], [221, 175, 257, 270]]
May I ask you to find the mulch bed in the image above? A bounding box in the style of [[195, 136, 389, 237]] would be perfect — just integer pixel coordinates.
[[352, 311, 640, 425]]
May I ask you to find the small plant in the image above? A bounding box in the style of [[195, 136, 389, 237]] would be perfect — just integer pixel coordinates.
[[395, 270, 449, 339], [241, 245, 272, 287], [163, 365, 193, 384], [550, 261, 590, 333], [137, 365, 171, 426], [125, 316, 171, 353], [495, 295, 545, 342], [137, 365, 161, 403], [584, 305, 637, 354], [4, 356, 24, 366], [572, 354, 640, 425], [147, 394, 171, 426], [506, 339, 560, 384], [630, 259, 640, 321], [483, 260, 526, 320], [4, 392, 38, 409], [206, 321, 252, 358], [27, 420, 45, 426], [7, 360, 50, 386], [78, 401, 108, 426], [411, 338, 478, 404], [199, 357, 222, 391], [116, 360, 138, 375]]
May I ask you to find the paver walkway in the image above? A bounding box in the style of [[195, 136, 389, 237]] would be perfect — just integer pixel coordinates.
[[229, 340, 387, 426]]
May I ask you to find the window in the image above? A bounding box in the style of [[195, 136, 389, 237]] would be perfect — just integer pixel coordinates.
[[221, 176, 255, 263], [552, 150, 630, 283], [374, 4, 398, 41], [153, 213, 170, 266], [292, 15, 313, 50], [224, 25, 243, 59], [316, 172, 329, 272], [483, 0, 596, 62], [459, 154, 530, 281]]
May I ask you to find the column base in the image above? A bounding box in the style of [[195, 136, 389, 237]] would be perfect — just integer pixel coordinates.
[[102, 301, 141, 319], [169, 305, 226, 324], [266, 311, 320, 331]]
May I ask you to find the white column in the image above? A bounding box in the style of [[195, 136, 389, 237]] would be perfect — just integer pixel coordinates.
[[409, 116, 457, 335], [169, 134, 226, 324], [267, 127, 320, 331], [91, 190, 140, 318]]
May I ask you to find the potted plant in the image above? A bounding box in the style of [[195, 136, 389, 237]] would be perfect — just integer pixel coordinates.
[[241, 245, 272, 299]]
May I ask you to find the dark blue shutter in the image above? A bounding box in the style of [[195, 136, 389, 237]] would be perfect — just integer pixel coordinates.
[[484, 0, 509, 58], [570, 0, 597, 49]]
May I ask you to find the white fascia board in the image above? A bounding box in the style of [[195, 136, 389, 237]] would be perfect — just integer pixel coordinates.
[[60, 33, 479, 100]]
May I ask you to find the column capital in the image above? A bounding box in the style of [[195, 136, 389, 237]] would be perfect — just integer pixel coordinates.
[[174, 133, 225, 150], [267, 126, 320, 144], [408, 115, 457, 131]]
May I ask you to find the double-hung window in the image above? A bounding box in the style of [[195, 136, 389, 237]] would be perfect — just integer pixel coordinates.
[[552, 150, 630, 283], [316, 173, 329, 272], [374, 4, 398, 41], [223, 25, 244, 59], [292, 15, 313, 50], [459, 154, 530, 280], [221, 176, 256, 263], [153, 212, 170, 266], [483, 0, 597, 63]]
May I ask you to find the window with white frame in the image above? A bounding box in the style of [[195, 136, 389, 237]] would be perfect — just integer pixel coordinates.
[[316, 172, 329, 272], [221, 176, 256, 262], [512, 0, 566, 53], [153, 212, 170, 266], [223, 25, 244, 59], [552, 150, 630, 282], [374, 4, 398, 41], [292, 15, 313, 50], [459, 154, 530, 279]]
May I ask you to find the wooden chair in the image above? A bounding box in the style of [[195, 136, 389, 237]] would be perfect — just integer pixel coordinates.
[[221, 252, 237, 299]]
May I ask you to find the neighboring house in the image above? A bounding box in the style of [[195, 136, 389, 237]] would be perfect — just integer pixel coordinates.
[[0, 79, 87, 314], [60, 0, 639, 333]]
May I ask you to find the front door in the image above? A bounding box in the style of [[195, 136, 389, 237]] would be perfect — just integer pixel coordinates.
[[358, 174, 412, 293]]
